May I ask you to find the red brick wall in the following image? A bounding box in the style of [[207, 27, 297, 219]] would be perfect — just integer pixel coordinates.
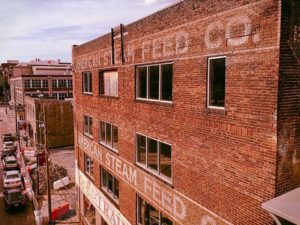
[[276, 0, 300, 196], [73, 0, 283, 224]]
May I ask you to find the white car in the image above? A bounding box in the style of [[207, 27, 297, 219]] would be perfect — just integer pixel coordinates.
[[3, 170, 22, 189], [3, 141, 15, 150], [2, 156, 18, 171]]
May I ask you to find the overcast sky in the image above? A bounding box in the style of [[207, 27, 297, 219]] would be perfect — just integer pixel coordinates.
[[0, 0, 177, 63]]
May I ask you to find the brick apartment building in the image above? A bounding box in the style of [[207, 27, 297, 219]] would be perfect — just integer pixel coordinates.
[[72, 0, 300, 224]]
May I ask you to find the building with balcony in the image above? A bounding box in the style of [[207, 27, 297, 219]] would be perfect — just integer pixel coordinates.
[[72, 0, 300, 225]]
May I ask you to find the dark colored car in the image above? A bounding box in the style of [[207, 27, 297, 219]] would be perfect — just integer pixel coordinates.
[[3, 188, 27, 211], [1, 150, 15, 160]]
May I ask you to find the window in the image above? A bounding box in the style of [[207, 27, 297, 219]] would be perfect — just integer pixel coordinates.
[[24, 80, 31, 88], [99, 121, 118, 151], [136, 63, 173, 102], [52, 79, 58, 88], [99, 71, 118, 97], [68, 92, 73, 98], [58, 93, 68, 100], [32, 79, 41, 88], [42, 80, 48, 88], [101, 167, 119, 203], [52, 93, 58, 99], [84, 115, 93, 137], [67, 79, 72, 88], [84, 154, 94, 177], [83, 72, 92, 93], [58, 79, 67, 88], [207, 57, 226, 108], [137, 196, 173, 225], [136, 134, 171, 180]]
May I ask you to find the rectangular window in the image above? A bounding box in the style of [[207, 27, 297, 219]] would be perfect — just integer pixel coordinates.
[[58, 79, 67, 88], [42, 80, 48, 88], [52, 93, 58, 99], [99, 71, 118, 97], [68, 92, 73, 98], [136, 134, 171, 181], [207, 57, 226, 108], [32, 79, 41, 88], [52, 79, 58, 88], [136, 63, 173, 102], [100, 168, 119, 203], [137, 196, 173, 225], [99, 121, 118, 151], [83, 72, 92, 93], [58, 93, 67, 100], [67, 79, 72, 88], [84, 115, 93, 137], [24, 80, 31, 88], [84, 154, 94, 178]]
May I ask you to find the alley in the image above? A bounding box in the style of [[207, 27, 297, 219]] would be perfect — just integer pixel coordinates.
[[0, 106, 35, 225]]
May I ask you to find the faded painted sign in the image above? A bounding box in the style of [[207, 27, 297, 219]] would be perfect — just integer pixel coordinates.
[[77, 132, 232, 225]]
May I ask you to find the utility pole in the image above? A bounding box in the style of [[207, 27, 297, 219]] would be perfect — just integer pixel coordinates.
[[43, 103, 52, 224]]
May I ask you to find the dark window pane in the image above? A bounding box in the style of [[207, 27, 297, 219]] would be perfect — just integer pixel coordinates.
[[102, 169, 107, 188], [209, 58, 226, 107], [161, 215, 173, 225], [137, 135, 146, 165], [106, 123, 112, 146], [112, 125, 118, 150], [149, 205, 159, 225], [138, 67, 147, 98], [161, 64, 173, 101], [149, 66, 159, 99], [89, 117, 93, 136], [160, 143, 171, 178], [114, 179, 119, 199], [88, 73, 92, 92], [108, 173, 113, 193], [100, 122, 105, 143], [138, 197, 146, 224], [148, 138, 158, 171], [99, 72, 104, 95]]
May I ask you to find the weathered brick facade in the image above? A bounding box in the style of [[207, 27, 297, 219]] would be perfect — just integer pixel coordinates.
[[72, 0, 300, 224]]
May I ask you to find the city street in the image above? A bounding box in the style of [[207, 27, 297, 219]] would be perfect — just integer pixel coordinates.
[[0, 106, 35, 225]]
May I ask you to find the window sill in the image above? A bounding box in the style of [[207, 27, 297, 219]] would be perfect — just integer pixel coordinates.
[[99, 142, 119, 154], [98, 95, 119, 100], [135, 98, 173, 107], [206, 107, 227, 115], [100, 189, 119, 208], [84, 133, 93, 140], [135, 162, 173, 188], [83, 92, 93, 96]]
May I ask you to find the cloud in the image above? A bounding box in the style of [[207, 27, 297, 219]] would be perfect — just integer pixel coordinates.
[[0, 0, 178, 63]]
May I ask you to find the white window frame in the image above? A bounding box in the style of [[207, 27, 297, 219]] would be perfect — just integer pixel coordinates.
[[136, 62, 173, 103], [135, 132, 172, 183], [83, 72, 92, 94], [100, 167, 119, 204], [84, 154, 94, 178], [99, 121, 118, 152], [84, 115, 93, 138], [207, 56, 226, 110]]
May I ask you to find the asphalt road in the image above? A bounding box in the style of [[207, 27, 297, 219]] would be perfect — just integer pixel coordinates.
[[0, 106, 35, 225]]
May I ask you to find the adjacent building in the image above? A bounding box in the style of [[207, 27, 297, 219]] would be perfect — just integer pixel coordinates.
[[24, 96, 74, 148], [73, 0, 300, 225], [9, 59, 72, 121]]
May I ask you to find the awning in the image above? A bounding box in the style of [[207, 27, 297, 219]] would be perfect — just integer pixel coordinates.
[[262, 187, 300, 225]]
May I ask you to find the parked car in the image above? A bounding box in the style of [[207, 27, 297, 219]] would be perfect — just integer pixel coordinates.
[[3, 170, 22, 189], [2, 156, 18, 170], [2, 133, 13, 142], [3, 141, 15, 150], [1, 149, 15, 160], [3, 188, 27, 210]]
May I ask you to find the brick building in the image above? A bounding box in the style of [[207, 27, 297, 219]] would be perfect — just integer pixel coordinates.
[[9, 59, 73, 121], [24, 96, 74, 148], [72, 0, 300, 224]]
